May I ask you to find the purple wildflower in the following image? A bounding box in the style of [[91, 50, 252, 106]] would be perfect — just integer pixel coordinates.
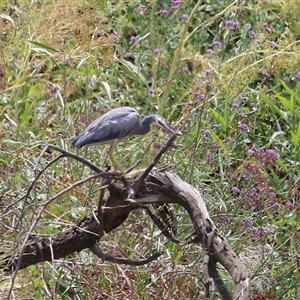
[[159, 9, 170, 16], [206, 48, 215, 55], [236, 94, 243, 100], [194, 92, 206, 101], [154, 48, 162, 54], [252, 227, 273, 238], [248, 149, 255, 156], [294, 72, 300, 81], [242, 189, 260, 208], [204, 69, 211, 75], [242, 218, 254, 228], [283, 76, 290, 83], [262, 71, 270, 78], [264, 149, 278, 166], [171, 0, 182, 10], [250, 31, 257, 39], [248, 147, 278, 166], [129, 35, 140, 45], [171, 5, 180, 10], [137, 5, 147, 11], [225, 20, 240, 30], [218, 215, 229, 225], [112, 34, 119, 42], [181, 14, 188, 20], [268, 198, 280, 209], [212, 41, 222, 48], [8, 165, 15, 173], [231, 186, 240, 194], [242, 172, 249, 180], [182, 66, 191, 75], [269, 41, 276, 48], [252, 227, 265, 238], [202, 129, 210, 136], [211, 142, 219, 149], [267, 150, 278, 159], [148, 89, 155, 96], [50, 86, 60, 94], [263, 23, 272, 34], [130, 287, 136, 295], [232, 102, 239, 108], [238, 123, 249, 131]]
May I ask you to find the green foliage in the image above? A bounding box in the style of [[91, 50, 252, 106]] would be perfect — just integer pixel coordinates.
[[1, 0, 300, 299]]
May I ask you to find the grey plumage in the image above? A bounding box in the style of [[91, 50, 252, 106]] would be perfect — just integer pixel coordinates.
[[72, 107, 176, 171], [73, 107, 175, 148]]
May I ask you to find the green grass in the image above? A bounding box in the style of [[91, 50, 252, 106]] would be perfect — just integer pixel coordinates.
[[1, 0, 300, 299]]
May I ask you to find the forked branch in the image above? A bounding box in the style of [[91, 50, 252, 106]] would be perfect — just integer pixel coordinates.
[[2, 142, 250, 300]]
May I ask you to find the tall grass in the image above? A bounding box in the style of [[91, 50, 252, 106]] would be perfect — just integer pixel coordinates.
[[1, 0, 300, 299]]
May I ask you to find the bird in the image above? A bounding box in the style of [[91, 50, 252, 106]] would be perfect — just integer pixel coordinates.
[[72, 107, 177, 172]]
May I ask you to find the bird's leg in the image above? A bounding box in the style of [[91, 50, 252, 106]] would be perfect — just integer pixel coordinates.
[[109, 145, 125, 174]]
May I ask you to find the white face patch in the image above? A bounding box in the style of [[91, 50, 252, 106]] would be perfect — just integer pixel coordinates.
[[156, 117, 166, 127], [154, 117, 177, 136]]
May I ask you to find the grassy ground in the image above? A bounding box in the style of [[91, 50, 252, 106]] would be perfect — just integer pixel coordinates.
[[1, 0, 300, 299]]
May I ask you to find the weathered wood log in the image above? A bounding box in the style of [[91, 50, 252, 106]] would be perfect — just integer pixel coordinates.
[[147, 172, 250, 300], [2, 184, 133, 270], [1, 171, 251, 300]]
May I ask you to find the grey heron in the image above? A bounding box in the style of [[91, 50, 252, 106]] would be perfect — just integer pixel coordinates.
[[72, 107, 176, 172]]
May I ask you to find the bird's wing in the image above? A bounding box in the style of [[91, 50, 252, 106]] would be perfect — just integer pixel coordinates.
[[73, 107, 140, 147]]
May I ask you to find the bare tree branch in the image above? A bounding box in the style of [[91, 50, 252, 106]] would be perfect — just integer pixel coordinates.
[[89, 244, 163, 265], [147, 171, 251, 300], [142, 206, 181, 244], [2, 144, 250, 300], [135, 118, 187, 189]]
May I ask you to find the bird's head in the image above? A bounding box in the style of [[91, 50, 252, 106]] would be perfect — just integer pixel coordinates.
[[151, 115, 177, 135]]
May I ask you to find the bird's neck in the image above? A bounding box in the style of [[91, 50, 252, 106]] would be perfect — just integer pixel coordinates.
[[134, 115, 153, 135]]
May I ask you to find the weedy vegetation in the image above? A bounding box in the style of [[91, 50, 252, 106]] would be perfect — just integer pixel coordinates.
[[1, 0, 300, 299]]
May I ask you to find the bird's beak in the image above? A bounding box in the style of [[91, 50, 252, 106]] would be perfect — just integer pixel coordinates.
[[162, 123, 178, 136]]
